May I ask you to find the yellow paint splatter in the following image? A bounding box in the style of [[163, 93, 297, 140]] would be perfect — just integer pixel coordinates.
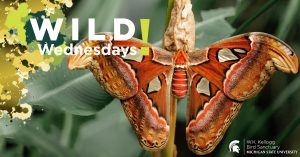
[[0, 29, 6, 44], [12, 103, 32, 120], [4, 3, 30, 45], [26, 0, 47, 13], [0, 43, 52, 120], [0, 0, 73, 120], [8, 50, 53, 75], [0, 44, 27, 119], [41, 0, 73, 15]]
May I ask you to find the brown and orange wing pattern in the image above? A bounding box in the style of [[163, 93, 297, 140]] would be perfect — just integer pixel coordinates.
[[186, 72, 241, 155], [189, 32, 298, 101], [186, 32, 298, 154], [68, 33, 174, 99], [67, 32, 174, 151], [121, 70, 173, 150]]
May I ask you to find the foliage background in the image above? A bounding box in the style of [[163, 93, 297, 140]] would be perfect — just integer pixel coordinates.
[[0, 0, 300, 157]]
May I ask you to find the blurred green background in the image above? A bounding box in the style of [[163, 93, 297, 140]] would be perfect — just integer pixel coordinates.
[[1, 0, 300, 157]]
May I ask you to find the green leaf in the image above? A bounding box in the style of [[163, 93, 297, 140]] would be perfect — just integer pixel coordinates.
[[275, 0, 299, 40], [228, 0, 251, 24], [74, 99, 142, 157], [14, 122, 77, 157], [68, 0, 123, 37], [177, 97, 187, 122], [1, 111, 78, 157], [138, 150, 151, 157], [247, 76, 300, 137], [232, 0, 279, 35], [0, 115, 23, 137], [0, 144, 23, 157], [22, 58, 114, 116], [276, 116, 300, 146], [195, 7, 236, 47], [165, 0, 174, 29]]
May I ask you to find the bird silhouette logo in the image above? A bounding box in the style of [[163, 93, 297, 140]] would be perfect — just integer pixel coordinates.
[[229, 140, 240, 153]]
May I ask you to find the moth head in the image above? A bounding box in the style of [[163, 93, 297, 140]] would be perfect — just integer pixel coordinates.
[[174, 50, 189, 65]]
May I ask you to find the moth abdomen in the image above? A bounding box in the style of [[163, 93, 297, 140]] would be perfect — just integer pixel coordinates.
[[172, 68, 188, 98]]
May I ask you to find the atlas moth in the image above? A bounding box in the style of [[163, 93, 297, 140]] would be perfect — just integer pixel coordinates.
[[67, 0, 298, 155]]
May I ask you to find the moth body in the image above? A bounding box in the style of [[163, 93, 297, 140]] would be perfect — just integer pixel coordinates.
[[172, 67, 188, 98], [171, 50, 190, 98]]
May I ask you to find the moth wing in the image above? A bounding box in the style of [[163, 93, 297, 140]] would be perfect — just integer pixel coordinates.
[[67, 32, 174, 151], [122, 71, 173, 150], [68, 32, 174, 100], [186, 72, 241, 155], [186, 32, 298, 154], [189, 32, 298, 101]]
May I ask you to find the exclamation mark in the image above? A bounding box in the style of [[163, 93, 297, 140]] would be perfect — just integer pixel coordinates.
[[140, 19, 150, 56]]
